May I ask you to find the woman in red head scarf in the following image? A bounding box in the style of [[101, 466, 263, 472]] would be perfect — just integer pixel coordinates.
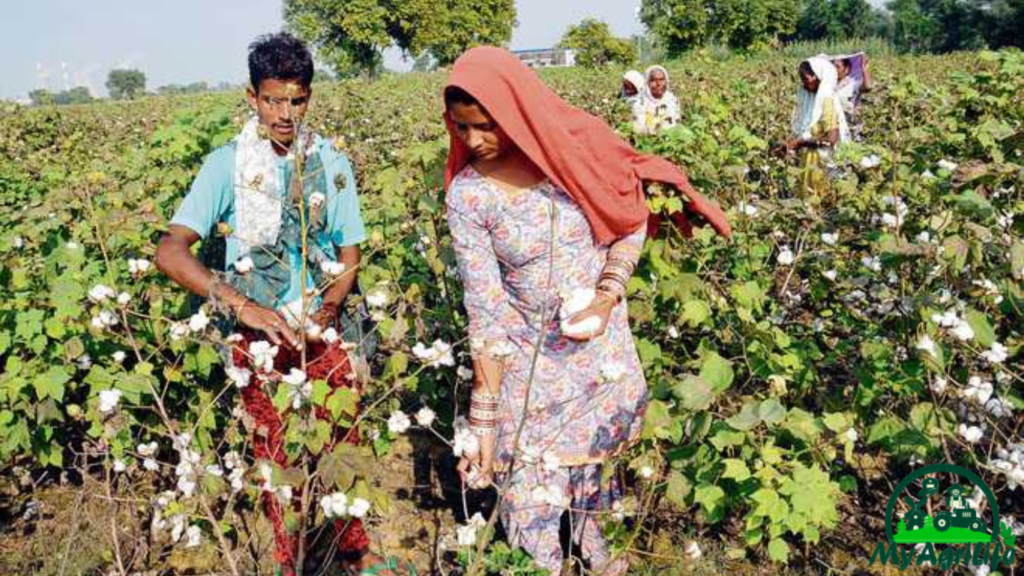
[[444, 47, 728, 575]]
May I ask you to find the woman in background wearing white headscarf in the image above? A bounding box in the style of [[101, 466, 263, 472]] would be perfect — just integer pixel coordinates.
[[639, 65, 681, 134], [831, 52, 871, 140], [781, 56, 850, 198], [621, 70, 649, 133], [621, 70, 646, 104]]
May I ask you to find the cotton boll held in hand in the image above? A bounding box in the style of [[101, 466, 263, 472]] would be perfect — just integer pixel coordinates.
[[559, 287, 601, 338]]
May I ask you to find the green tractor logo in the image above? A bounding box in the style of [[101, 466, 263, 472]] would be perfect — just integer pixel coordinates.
[[890, 465, 998, 544], [871, 463, 1017, 570]]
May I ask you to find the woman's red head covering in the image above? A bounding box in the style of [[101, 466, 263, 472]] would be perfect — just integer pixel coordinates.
[[443, 46, 731, 244]]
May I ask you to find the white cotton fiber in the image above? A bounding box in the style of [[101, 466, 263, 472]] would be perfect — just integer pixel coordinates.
[[560, 287, 599, 338]]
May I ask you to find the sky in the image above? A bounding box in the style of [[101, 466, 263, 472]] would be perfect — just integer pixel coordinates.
[[1, 0, 646, 100]]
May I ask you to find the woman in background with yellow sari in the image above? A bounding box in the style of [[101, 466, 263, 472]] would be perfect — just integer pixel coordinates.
[[782, 56, 850, 198]]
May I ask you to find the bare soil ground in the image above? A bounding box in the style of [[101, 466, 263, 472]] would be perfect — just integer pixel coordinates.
[[0, 434, 941, 575]]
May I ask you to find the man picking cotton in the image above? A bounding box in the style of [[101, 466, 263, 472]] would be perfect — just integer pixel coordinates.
[[156, 32, 403, 576]]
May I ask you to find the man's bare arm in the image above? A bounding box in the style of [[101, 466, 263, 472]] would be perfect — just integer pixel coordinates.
[[155, 224, 299, 348], [321, 245, 361, 309]]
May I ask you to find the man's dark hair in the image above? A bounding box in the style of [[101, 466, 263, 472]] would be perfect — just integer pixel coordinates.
[[248, 32, 314, 91]]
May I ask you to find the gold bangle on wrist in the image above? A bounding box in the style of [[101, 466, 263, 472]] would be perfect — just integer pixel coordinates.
[[596, 285, 623, 304]]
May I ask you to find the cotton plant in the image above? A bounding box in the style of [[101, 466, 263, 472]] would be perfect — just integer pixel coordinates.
[[412, 340, 456, 368], [456, 513, 488, 547], [388, 410, 412, 435], [319, 492, 372, 519], [990, 444, 1024, 491]]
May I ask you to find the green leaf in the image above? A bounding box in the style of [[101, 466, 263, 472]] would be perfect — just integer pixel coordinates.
[[44, 317, 66, 339], [822, 412, 848, 433], [310, 379, 331, 407], [636, 338, 663, 367], [693, 484, 725, 517], [730, 281, 765, 312], [710, 429, 746, 451], [726, 401, 760, 431], [664, 470, 692, 509], [306, 420, 332, 454], [758, 398, 786, 425], [326, 388, 359, 424], [272, 384, 292, 413], [767, 538, 790, 563], [117, 374, 154, 405], [33, 367, 71, 402], [964, 309, 996, 347], [761, 443, 784, 466], [951, 189, 994, 220], [909, 402, 954, 441], [641, 399, 673, 440], [721, 458, 751, 482], [680, 300, 711, 327], [15, 310, 45, 341], [782, 408, 822, 443], [751, 488, 781, 517], [184, 344, 221, 378], [699, 352, 734, 393], [672, 375, 714, 411], [384, 352, 408, 379], [867, 416, 907, 446]]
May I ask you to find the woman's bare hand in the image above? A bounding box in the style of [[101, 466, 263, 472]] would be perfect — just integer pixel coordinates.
[[563, 291, 616, 342], [458, 430, 496, 489]]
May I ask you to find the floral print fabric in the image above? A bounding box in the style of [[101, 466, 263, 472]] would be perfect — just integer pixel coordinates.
[[446, 165, 648, 469], [496, 463, 628, 576]]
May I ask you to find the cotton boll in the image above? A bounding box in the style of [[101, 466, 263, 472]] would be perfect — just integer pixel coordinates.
[[233, 257, 254, 274], [347, 497, 371, 518], [98, 389, 122, 413], [561, 315, 602, 338], [561, 287, 595, 318], [415, 407, 436, 427], [388, 410, 411, 434]]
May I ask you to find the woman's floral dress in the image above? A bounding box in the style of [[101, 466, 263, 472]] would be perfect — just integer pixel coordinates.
[[446, 164, 646, 575]]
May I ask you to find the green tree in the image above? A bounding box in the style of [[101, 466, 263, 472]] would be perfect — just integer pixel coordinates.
[[106, 69, 146, 99], [558, 18, 637, 68], [640, 0, 800, 54], [835, 0, 876, 38], [28, 89, 55, 107], [411, 0, 517, 66], [889, 0, 939, 51], [639, 0, 712, 55], [796, 0, 835, 39], [157, 82, 210, 96], [984, 0, 1024, 49], [886, 0, 1021, 52], [796, 0, 887, 41], [285, 0, 515, 77], [53, 86, 93, 105]]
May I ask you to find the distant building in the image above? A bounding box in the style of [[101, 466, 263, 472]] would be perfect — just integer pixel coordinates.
[[512, 48, 576, 68]]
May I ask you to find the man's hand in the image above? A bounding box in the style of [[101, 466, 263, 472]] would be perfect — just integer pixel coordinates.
[[236, 303, 300, 349], [310, 302, 338, 331]]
